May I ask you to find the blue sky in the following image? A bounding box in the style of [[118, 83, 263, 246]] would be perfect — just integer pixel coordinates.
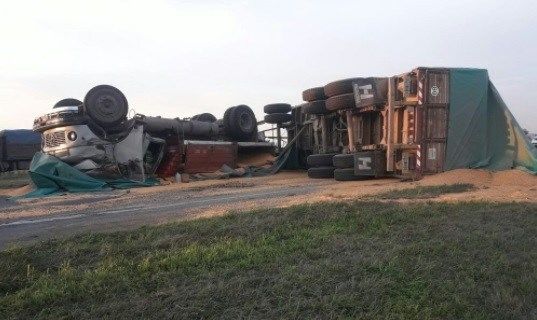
[[1, 0, 536, 130]]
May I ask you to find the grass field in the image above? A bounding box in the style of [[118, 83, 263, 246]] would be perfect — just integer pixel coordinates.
[[1, 200, 536, 319]]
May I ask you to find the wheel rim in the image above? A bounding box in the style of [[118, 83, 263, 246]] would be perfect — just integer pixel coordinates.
[[239, 112, 253, 131], [96, 95, 117, 116]]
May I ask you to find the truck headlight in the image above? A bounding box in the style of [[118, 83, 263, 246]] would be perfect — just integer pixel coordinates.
[[67, 131, 77, 141]]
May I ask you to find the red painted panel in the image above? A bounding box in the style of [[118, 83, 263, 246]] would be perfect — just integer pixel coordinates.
[[156, 145, 183, 178], [184, 143, 237, 173]]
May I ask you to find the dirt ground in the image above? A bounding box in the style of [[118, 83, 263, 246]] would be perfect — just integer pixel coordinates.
[[0, 168, 536, 249], [1, 168, 536, 222], [306, 169, 537, 203]]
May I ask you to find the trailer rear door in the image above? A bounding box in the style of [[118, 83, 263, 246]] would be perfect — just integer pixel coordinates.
[[421, 69, 450, 173]]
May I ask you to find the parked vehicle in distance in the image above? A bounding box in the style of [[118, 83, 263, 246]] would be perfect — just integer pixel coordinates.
[[0, 129, 41, 172]]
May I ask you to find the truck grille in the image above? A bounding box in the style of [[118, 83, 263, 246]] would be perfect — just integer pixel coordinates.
[[44, 131, 66, 148]]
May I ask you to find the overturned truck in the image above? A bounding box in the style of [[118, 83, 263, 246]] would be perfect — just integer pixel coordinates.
[[33, 85, 271, 182], [285, 67, 537, 180]]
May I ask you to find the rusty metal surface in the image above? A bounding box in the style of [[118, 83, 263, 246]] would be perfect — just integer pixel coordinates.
[[420, 68, 450, 173], [425, 70, 450, 105], [425, 107, 448, 139], [424, 141, 446, 173], [156, 145, 183, 178], [183, 142, 237, 173]]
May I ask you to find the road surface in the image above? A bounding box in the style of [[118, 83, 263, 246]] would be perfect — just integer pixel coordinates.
[[0, 183, 318, 249]]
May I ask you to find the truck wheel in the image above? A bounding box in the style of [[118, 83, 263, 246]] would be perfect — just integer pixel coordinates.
[[302, 87, 326, 102], [264, 113, 292, 124], [264, 103, 292, 114], [224, 105, 257, 141], [84, 85, 128, 128], [307, 166, 335, 179], [324, 77, 365, 97], [307, 153, 337, 167], [333, 154, 354, 168], [334, 168, 368, 181], [326, 93, 356, 111], [53, 98, 83, 108], [192, 113, 217, 123], [302, 100, 329, 115], [223, 106, 236, 135]]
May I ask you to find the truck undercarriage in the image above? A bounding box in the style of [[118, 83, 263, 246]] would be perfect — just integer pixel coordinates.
[[33, 85, 272, 182]]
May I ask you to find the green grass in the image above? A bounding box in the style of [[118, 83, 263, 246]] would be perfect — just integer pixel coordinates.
[[376, 183, 475, 199], [1, 200, 536, 319]]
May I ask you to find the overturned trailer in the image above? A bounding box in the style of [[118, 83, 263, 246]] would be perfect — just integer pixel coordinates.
[[292, 67, 537, 180], [33, 85, 272, 184]]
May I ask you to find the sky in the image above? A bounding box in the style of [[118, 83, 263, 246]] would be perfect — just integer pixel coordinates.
[[1, 0, 536, 131]]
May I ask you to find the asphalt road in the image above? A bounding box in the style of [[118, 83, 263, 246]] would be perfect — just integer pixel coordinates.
[[0, 184, 317, 250]]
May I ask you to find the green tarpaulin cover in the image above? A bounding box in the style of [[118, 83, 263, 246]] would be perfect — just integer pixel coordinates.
[[25, 152, 157, 197], [445, 68, 537, 173]]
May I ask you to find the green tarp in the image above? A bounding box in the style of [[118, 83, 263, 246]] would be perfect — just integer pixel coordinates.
[[25, 152, 157, 197], [445, 68, 537, 173]]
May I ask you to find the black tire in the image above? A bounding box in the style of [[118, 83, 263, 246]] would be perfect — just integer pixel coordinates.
[[333, 154, 354, 169], [308, 166, 335, 179], [302, 100, 329, 115], [53, 98, 83, 108], [223, 106, 236, 135], [264, 113, 293, 124], [192, 113, 217, 123], [224, 105, 257, 140], [326, 93, 356, 111], [302, 87, 326, 102], [307, 153, 337, 167], [264, 103, 292, 114], [84, 85, 128, 128], [334, 168, 369, 181], [324, 77, 366, 97]]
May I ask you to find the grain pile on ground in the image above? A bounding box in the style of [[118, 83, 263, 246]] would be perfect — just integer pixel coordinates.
[[0, 185, 33, 198], [492, 169, 537, 187], [421, 169, 537, 202], [421, 169, 494, 186], [236, 151, 275, 168], [307, 169, 537, 203]]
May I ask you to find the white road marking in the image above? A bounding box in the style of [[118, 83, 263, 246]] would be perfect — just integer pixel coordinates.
[[0, 189, 301, 228], [0, 214, 86, 227]]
